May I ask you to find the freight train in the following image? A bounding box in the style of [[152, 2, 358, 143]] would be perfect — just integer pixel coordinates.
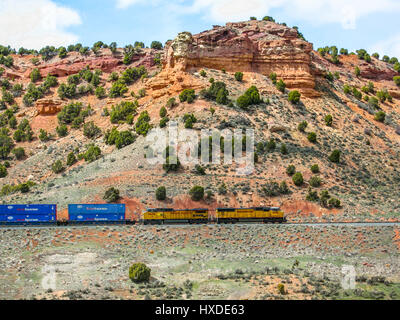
[[0, 204, 286, 226]]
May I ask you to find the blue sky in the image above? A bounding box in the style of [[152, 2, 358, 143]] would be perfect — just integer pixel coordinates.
[[1, 0, 400, 58]]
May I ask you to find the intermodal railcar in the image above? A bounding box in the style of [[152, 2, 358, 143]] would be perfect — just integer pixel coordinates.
[[0, 204, 57, 225], [67, 204, 128, 224]]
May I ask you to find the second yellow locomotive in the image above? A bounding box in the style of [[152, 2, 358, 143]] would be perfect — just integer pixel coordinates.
[[216, 207, 286, 224]]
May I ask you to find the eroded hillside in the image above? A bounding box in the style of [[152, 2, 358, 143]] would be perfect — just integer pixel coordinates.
[[0, 19, 399, 222]]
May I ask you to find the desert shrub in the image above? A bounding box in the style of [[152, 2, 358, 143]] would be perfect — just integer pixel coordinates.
[[2, 89, 14, 104], [329, 149, 341, 163], [23, 83, 45, 106], [179, 89, 196, 103], [288, 90, 301, 104], [155, 186, 166, 200], [115, 131, 135, 149], [325, 114, 333, 126], [30, 68, 41, 83], [194, 164, 206, 175], [12, 147, 25, 160], [280, 143, 288, 155], [266, 139, 276, 151], [199, 70, 207, 77], [83, 144, 101, 163], [376, 89, 392, 103], [39, 129, 51, 142], [292, 172, 304, 186], [51, 160, 64, 174], [83, 121, 101, 139], [277, 283, 286, 295], [183, 113, 197, 129], [236, 86, 261, 109], [66, 152, 77, 166], [189, 185, 204, 201], [218, 183, 227, 195], [57, 102, 84, 125], [151, 41, 163, 50], [328, 198, 341, 208], [235, 72, 243, 81], [166, 97, 177, 108], [201, 81, 229, 105], [394, 76, 400, 87], [355, 66, 361, 77], [276, 79, 286, 92], [109, 80, 128, 98], [343, 84, 351, 94], [95, 86, 106, 99], [159, 106, 167, 118], [13, 119, 34, 142], [374, 111, 386, 123], [159, 117, 169, 128], [56, 124, 68, 137], [368, 97, 379, 109], [135, 111, 151, 136], [307, 132, 317, 143], [110, 101, 138, 124], [352, 87, 362, 100], [269, 72, 277, 84], [163, 155, 180, 173], [306, 187, 319, 202], [298, 121, 308, 132], [57, 83, 77, 99], [286, 165, 296, 176], [0, 164, 7, 178], [129, 263, 151, 283], [103, 187, 120, 203], [0, 134, 13, 159], [311, 164, 320, 174], [309, 176, 322, 188]]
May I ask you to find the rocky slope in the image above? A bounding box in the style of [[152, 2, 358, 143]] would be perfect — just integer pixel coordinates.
[[0, 19, 399, 222]]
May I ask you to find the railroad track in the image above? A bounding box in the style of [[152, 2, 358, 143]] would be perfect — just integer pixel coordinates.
[[1, 221, 399, 230]]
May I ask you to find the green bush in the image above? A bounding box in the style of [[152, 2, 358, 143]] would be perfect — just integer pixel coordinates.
[[307, 132, 317, 143], [58, 83, 77, 99], [276, 79, 286, 92], [160, 117, 169, 128], [306, 187, 319, 202], [201, 81, 229, 105], [39, 129, 50, 142], [159, 106, 167, 118], [13, 119, 34, 142], [95, 86, 106, 99], [280, 144, 288, 155], [155, 186, 166, 200], [103, 187, 120, 203], [309, 176, 322, 188], [12, 147, 25, 160], [52, 160, 64, 174], [292, 172, 304, 186], [368, 97, 379, 109], [343, 84, 351, 94], [325, 114, 333, 126], [57, 102, 85, 125], [200, 70, 207, 77], [0, 134, 14, 159], [183, 113, 197, 129], [83, 144, 101, 163], [235, 72, 243, 81], [288, 90, 301, 104], [194, 164, 206, 175], [115, 131, 135, 149], [135, 111, 151, 136], [189, 185, 204, 201], [179, 89, 196, 103], [236, 86, 261, 109], [236, 94, 251, 109], [151, 41, 163, 50], [56, 124, 68, 137], [269, 72, 277, 84], [163, 156, 180, 173], [110, 101, 138, 124], [355, 66, 361, 77], [0, 164, 7, 178], [298, 121, 308, 132], [286, 165, 296, 176], [310, 164, 320, 174], [329, 150, 341, 163], [109, 80, 128, 98], [129, 263, 151, 283], [83, 121, 101, 139], [394, 76, 400, 87], [30, 68, 41, 83], [66, 152, 77, 166], [374, 111, 386, 123]]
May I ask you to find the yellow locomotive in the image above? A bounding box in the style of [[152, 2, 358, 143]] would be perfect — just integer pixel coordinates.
[[216, 207, 286, 224], [141, 208, 209, 225]]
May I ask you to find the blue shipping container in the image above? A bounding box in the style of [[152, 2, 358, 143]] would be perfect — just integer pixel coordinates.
[[0, 204, 57, 224], [68, 204, 126, 222]]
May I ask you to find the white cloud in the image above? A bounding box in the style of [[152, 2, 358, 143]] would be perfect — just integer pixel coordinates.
[[370, 34, 400, 58], [0, 0, 82, 50], [115, 0, 400, 30]]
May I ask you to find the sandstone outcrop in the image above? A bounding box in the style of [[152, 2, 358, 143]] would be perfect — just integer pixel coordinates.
[[152, 20, 318, 97], [36, 99, 63, 115]]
